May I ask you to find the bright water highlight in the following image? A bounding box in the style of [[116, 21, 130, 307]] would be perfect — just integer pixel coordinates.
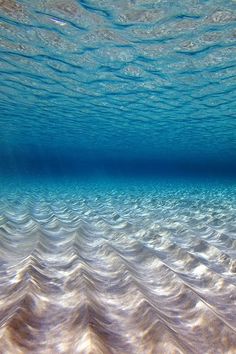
[[0, 1, 236, 353]]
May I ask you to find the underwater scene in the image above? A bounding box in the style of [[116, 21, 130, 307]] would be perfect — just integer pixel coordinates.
[[0, 1, 236, 353]]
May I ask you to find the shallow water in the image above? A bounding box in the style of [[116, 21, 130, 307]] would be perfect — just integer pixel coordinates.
[[0, 180, 236, 353], [0, 0, 236, 172], [0, 1, 236, 354]]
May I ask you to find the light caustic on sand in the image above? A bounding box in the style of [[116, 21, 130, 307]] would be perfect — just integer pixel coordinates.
[[0, 183, 236, 353]]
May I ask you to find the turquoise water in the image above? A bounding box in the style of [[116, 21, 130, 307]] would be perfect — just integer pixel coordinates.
[[0, 0, 236, 177], [0, 1, 236, 353]]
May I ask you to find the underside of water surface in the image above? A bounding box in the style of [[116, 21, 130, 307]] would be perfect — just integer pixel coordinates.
[[0, 1, 236, 353]]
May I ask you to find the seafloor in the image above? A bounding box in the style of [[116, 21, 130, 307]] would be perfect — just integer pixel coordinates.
[[0, 180, 235, 354]]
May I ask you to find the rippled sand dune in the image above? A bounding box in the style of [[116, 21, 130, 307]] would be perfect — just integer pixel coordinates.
[[0, 182, 236, 353]]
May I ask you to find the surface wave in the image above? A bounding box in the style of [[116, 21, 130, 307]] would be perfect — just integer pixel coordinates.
[[0, 0, 236, 164]]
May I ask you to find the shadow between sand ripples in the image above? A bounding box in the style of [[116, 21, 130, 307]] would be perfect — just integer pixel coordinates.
[[0, 182, 236, 353]]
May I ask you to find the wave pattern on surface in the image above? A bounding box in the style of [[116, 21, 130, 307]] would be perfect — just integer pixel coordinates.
[[0, 0, 236, 161], [0, 182, 236, 353]]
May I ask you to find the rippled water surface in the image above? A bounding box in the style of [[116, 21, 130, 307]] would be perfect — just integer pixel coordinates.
[[0, 0, 236, 166], [0, 1, 236, 353]]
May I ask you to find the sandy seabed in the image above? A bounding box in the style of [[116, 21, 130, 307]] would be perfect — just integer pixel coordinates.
[[0, 181, 236, 354]]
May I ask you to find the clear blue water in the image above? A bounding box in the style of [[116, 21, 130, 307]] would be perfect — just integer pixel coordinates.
[[0, 1, 236, 353], [0, 0, 236, 178]]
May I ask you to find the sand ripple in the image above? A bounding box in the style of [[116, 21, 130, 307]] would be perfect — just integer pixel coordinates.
[[0, 182, 236, 353]]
